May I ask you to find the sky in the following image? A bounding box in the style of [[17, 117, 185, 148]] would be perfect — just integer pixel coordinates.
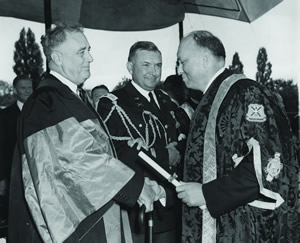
[[0, 0, 299, 91]]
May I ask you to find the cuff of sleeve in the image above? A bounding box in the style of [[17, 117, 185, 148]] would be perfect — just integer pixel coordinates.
[[158, 186, 167, 206], [115, 172, 144, 207]]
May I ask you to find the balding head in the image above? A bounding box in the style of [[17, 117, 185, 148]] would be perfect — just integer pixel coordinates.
[[177, 31, 225, 91]]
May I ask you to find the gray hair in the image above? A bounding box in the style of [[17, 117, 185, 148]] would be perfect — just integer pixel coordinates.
[[41, 23, 84, 61]]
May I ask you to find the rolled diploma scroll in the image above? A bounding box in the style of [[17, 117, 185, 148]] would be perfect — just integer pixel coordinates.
[[138, 151, 181, 187], [138, 151, 207, 210]]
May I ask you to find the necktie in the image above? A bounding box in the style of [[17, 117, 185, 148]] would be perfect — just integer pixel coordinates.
[[77, 86, 92, 107], [148, 92, 161, 117]]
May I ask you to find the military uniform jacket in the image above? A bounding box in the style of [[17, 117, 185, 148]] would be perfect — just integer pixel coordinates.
[[97, 81, 180, 234], [182, 69, 299, 242], [8, 74, 144, 243]]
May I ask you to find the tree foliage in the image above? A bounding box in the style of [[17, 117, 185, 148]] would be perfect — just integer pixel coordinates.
[[113, 76, 131, 91], [256, 47, 272, 85], [268, 79, 298, 115], [13, 28, 44, 89], [229, 52, 244, 74]]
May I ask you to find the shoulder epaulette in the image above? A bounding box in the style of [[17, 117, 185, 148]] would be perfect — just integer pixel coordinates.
[[100, 93, 118, 101]]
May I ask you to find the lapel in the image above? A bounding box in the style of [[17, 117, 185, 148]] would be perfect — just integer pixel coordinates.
[[154, 89, 169, 122]]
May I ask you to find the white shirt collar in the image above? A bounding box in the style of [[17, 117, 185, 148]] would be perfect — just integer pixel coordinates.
[[17, 100, 23, 111], [203, 67, 225, 94], [131, 81, 160, 108], [50, 70, 78, 94], [131, 81, 152, 101]]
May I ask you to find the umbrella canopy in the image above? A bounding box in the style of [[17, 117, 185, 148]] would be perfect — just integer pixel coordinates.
[[0, 0, 282, 31], [0, 0, 81, 25], [184, 0, 283, 23]]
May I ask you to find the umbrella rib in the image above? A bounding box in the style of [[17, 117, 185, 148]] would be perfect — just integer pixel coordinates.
[[184, 2, 241, 13]]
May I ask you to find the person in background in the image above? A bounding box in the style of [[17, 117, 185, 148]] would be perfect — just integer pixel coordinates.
[[175, 30, 299, 242], [162, 74, 200, 138], [97, 41, 182, 243], [186, 88, 203, 110], [91, 84, 109, 108], [163, 74, 187, 107], [8, 24, 159, 243], [0, 75, 32, 227]]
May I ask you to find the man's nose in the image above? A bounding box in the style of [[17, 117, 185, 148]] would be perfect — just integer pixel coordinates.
[[177, 63, 183, 74], [86, 52, 94, 62]]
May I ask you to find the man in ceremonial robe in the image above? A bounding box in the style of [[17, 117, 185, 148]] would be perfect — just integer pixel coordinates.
[[8, 24, 158, 243], [176, 31, 299, 242]]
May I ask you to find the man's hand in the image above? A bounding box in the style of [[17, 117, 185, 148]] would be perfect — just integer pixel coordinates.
[[137, 178, 156, 212], [166, 142, 181, 167], [127, 138, 148, 151], [176, 182, 206, 207]]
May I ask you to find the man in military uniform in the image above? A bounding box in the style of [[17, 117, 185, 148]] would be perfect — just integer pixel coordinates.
[[97, 41, 182, 243]]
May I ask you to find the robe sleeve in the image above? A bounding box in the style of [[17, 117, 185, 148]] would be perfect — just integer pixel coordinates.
[[203, 82, 298, 218], [22, 114, 135, 243]]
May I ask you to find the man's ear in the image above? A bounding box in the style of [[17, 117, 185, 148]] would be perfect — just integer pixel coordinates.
[[126, 61, 133, 75], [202, 51, 210, 69], [51, 51, 62, 65]]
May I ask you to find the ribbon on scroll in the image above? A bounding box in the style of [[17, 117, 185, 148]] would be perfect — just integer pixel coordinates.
[[138, 151, 181, 187]]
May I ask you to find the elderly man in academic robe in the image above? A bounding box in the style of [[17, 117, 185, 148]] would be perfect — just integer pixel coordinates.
[[8, 24, 159, 243], [176, 30, 299, 243]]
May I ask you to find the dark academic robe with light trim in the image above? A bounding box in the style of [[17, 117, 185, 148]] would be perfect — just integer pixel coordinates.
[[182, 69, 299, 242], [8, 74, 143, 243]]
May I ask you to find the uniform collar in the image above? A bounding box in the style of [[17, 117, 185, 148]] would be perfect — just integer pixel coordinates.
[[131, 81, 153, 102]]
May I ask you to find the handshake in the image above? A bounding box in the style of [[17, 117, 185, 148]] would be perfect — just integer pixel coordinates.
[[137, 177, 166, 212]]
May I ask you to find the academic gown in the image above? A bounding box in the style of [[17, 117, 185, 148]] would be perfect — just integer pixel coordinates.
[[183, 69, 299, 242], [8, 74, 144, 243]]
